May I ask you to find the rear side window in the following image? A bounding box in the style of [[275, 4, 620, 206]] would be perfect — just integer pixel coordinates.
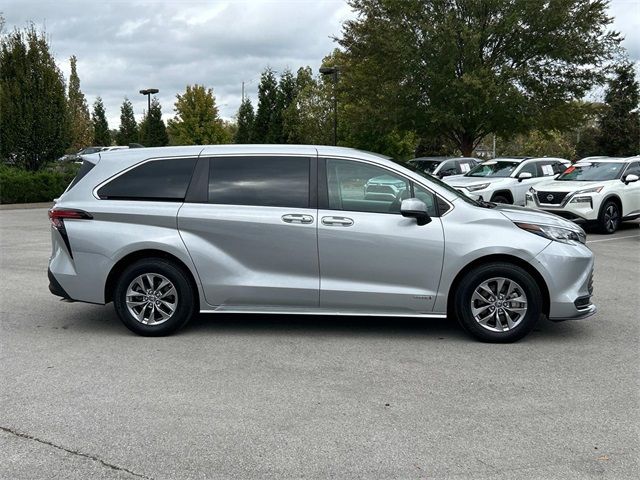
[[208, 156, 310, 208], [66, 160, 95, 192], [98, 158, 197, 201]]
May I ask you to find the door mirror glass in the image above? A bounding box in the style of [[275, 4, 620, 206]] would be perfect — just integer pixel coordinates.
[[518, 172, 533, 182], [401, 198, 431, 225], [624, 173, 639, 184]]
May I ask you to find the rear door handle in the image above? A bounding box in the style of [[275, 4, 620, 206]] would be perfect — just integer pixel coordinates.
[[281, 214, 314, 224], [321, 216, 354, 227]]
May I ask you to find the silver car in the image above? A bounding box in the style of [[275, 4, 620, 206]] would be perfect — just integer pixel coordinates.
[[48, 145, 596, 342]]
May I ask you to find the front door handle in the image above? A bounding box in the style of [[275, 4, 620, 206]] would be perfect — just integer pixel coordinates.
[[281, 214, 314, 224], [321, 216, 354, 227]]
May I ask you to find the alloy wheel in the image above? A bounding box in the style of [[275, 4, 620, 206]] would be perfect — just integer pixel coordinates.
[[470, 277, 528, 332], [125, 273, 178, 326], [604, 204, 619, 233]]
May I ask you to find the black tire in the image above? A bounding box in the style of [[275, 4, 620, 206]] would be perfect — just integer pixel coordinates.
[[597, 200, 620, 234], [454, 263, 542, 343], [113, 258, 196, 336], [491, 194, 511, 204]]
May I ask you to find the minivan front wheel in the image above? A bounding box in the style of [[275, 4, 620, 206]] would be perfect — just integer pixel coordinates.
[[454, 263, 541, 342], [113, 259, 195, 336]]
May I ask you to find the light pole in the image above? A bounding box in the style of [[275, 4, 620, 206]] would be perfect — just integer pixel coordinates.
[[139, 88, 159, 113], [319, 66, 339, 146]]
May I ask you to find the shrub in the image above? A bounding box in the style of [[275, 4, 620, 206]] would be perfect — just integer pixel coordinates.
[[0, 163, 80, 204]]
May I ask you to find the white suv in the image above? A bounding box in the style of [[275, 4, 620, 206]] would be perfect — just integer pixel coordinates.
[[443, 157, 569, 205], [525, 156, 640, 233]]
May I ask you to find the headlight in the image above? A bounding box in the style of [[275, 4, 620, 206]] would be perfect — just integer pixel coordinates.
[[529, 187, 537, 194], [514, 222, 586, 245], [573, 186, 604, 195], [466, 183, 490, 192], [570, 196, 593, 208]]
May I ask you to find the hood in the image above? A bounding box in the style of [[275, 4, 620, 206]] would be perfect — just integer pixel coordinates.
[[533, 179, 607, 192], [443, 175, 509, 187], [494, 204, 581, 230]]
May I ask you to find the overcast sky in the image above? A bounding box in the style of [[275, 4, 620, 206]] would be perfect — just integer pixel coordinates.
[[2, 0, 639, 129]]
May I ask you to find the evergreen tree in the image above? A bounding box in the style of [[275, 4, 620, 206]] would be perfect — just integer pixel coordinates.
[[0, 25, 69, 170], [139, 97, 168, 147], [67, 55, 92, 151], [92, 97, 111, 146], [598, 62, 640, 156], [273, 69, 297, 143], [234, 97, 255, 143], [253, 68, 278, 143], [116, 98, 139, 145], [167, 84, 227, 145]]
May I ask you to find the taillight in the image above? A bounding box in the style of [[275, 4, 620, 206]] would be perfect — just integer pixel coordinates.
[[48, 208, 92, 258], [48, 208, 93, 229]]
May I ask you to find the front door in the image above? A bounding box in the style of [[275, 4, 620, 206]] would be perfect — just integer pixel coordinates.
[[317, 158, 445, 314], [178, 155, 319, 309]]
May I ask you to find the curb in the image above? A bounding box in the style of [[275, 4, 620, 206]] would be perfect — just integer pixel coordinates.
[[0, 202, 54, 210]]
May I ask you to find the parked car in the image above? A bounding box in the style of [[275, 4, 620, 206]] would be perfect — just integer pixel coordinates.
[[443, 157, 570, 205], [57, 146, 105, 163], [48, 145, 595, 342], [409, 157, 479, 179], [525, 156, 640, 233]]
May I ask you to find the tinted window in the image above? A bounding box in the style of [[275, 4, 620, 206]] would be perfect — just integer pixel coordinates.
[[209, 156, 309, 208], [98, 158, 197, 201], [66, 160, 95, 192], [439, 160, 460, 176], [413, 184, 438, 217], [327, 159, 410, 214], [625, 162, 640, 176], [518, 162, 538, 177]]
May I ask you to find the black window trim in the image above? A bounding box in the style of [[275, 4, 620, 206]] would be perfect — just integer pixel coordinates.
[[318, 156, 452, 217], [93, 156, 199, 202]]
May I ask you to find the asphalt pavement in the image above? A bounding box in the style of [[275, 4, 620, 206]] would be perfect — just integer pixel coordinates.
[[1, 207, 639, 479]]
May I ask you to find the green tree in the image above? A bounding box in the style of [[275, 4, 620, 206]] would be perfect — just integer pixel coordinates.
[[92, 97, 110, 146], [139, 97, 168, 147], [234, 97, 255, 143], [116, 98, 138, 145], [0, 25, 69, 170], [498, 130, 577, 160], [167, 84, 227, 145], [598, 62, 640, 156], [67, 55, 92, 151], [338, 0, 621, 156], [253, 68, 279, 143]]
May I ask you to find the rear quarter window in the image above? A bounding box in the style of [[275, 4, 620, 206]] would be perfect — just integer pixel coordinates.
[[65, 160, 95, 192], [97, 158, 198, 201]]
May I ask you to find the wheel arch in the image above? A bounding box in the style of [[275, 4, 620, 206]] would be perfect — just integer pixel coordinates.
[[447, 254, 550, 318], [104, 249, 200, 305], [491, 190, 514, 203], [599, 194, 623, 216]]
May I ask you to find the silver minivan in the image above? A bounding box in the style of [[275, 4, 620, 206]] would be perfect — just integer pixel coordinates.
[[48, 145, 596, 342]]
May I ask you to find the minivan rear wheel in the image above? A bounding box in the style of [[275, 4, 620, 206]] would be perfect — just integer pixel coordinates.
[[113, 258, 195, 336], [454, 263, 541, 342]]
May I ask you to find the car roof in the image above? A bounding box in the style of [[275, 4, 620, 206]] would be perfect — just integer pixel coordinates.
[[576, 156, 633, 163]]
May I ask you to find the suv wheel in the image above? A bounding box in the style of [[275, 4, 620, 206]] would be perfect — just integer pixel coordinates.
[[491, 194, 511, 204], [113, 259, 195, 336], [454, 263, 541, 342], [598, 200, 620, 234]]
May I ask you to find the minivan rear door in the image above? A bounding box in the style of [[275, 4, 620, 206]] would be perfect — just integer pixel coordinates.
[[178, 154, 320, 310]]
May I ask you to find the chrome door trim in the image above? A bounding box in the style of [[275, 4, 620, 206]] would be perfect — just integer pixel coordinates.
[[321, 216, 354, 227], [282, 214, 314, 224], [200, 307, 447, 318]]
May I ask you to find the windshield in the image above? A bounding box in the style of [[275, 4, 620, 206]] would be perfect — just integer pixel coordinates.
[[403, 161, 480, 206], [557, 162, 625, 181], [467, 161, 519, 177], [411, 160, 441, 174]]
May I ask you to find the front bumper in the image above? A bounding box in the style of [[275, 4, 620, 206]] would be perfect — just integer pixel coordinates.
[[533, 241, 596, 321], [525, 193, 599, 222]]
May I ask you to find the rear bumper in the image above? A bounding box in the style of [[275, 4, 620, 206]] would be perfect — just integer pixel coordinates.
[[48, 268, 73, 300]]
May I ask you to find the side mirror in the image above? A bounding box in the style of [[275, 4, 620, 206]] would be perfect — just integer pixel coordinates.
[[518, 172, 533, 182], [401, 198, 431, 226], [624, 173, 639, 185]]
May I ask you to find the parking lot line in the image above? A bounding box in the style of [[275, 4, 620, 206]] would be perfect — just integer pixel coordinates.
[[587, 234, 640, 244]]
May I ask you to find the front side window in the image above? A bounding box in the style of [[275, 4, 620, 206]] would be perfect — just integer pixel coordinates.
[[326, 159, 410, 214], [516, 162, 538, 177], [208, 156, 310, 208], [98, 158, 197, 201], [624, 162, 640, 177]]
